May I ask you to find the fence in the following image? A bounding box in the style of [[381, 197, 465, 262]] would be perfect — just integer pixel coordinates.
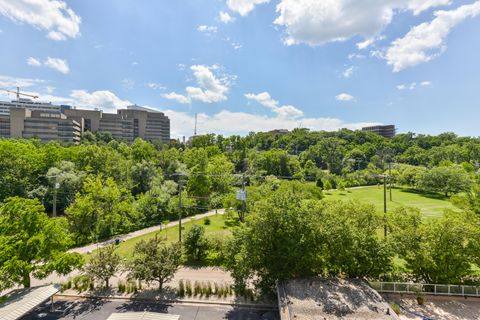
[[370, 281, 480, 297]]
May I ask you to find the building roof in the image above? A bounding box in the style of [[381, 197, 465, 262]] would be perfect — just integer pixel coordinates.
[[106, 312, 180, 320], [278, 278, 399, 320], [0, 284, 60, 320]]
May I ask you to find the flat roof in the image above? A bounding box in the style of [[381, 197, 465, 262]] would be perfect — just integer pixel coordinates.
[[0, 284, 60, 320], [106, 312, 180, 320]]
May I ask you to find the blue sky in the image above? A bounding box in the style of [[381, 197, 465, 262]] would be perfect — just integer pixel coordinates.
[[0, 0, 480, 138]]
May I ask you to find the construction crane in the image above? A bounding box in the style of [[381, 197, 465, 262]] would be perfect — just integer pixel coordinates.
[[0, 87, 39, 100]]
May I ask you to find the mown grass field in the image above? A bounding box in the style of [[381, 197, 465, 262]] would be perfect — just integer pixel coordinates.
[[104, 213, 238, 262], [323, 186, 458, 219]]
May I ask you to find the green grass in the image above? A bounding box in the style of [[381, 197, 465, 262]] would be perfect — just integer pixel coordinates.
[[95, 213, 238, 262], [324, 186, 458, 219]]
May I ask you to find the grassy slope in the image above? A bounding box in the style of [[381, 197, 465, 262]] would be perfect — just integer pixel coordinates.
[[111, 213, 237, 261], [323, 186, 458, 219]]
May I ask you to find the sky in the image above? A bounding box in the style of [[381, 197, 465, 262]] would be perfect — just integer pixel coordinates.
[[0, 0, 480, 138]]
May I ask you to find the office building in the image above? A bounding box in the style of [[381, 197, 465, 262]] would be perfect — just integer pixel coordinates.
[[0, 107, 82, 143], [0, 98, 170, 143], [362, 125, 396, 138]]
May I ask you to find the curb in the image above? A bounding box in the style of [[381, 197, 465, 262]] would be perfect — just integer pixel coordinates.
[[54, 293, 278, 309]]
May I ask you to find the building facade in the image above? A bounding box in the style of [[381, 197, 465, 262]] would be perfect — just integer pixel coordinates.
[[362, 125, 396, 138], [0, 108, 82, 143], [0, 99, 170, 143]]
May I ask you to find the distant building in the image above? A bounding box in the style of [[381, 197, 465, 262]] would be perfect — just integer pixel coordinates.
[[0, 98, 170, 143], [65, 106, 170, 143], [362, 125, 396, 138], [0, 107, 82, 143]]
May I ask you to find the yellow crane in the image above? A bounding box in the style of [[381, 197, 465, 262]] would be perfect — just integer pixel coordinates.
[[0, 87, 39, 100]]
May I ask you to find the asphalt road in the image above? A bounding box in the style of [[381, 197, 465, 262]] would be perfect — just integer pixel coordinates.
[[21, 299, 279, 320]]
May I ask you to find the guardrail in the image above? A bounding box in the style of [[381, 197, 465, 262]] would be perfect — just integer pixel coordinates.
[[370, 281, 480, 297]]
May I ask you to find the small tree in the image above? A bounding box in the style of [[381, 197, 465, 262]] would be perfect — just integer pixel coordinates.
[[129, 237, 182, 291], [184, 225, 209, 261], [324, 180, 333, 191], [84, 245, 121, 288]]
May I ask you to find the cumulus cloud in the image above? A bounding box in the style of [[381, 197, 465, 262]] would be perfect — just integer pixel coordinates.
[[219, 11, 235, 23], [44, 57, 69, 74], [27, 57, 42, 66], [163, 65, 232, 104], [0, 0, 81, 40], [387, 1, 480, 72], [227, 0, 270, 16], [336, 93, 355, 102], [245, 92, 304, 119], [70, 90, 132, 112], [164, 109, 379, 138], [274, 0, 451, 46]]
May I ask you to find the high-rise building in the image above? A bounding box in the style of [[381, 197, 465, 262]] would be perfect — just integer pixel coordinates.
[[0, 99, 170, 143], [0, 107, 82, 143], [361, 125, 396, 138]]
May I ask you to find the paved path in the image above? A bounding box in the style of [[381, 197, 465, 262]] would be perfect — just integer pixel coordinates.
[[69, 209, 225, 254]]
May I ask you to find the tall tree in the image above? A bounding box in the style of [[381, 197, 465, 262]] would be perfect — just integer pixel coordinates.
[[0, 197, 83, 289], [128, 237, 183, 291]]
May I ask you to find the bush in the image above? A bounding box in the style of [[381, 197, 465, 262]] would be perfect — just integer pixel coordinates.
[[72, 275, 92, 292], [203, 217, 211, 225], [185, 280, 192, 296], [118, 280, 126, 293], [178, 280, 185, 297], [390, 303, 401, 315], [194, 281, 202, 296]]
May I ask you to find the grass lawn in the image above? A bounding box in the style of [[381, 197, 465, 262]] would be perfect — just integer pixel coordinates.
[[97, 213, 238, 262], [323, 186, 459, 219]]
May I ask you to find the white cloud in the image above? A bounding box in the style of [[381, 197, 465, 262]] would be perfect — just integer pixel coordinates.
[[162, 92, 191, 104], [146, 82, 166, 91], [348, 53, 366, 60], [274, 0, 451, 46], [227, 0, 270, 16], [342, 66, 354, 78], [397, 81, 432, 90], [70, 90, 132, 113], [232, 42, 243, 50], [336, 93, 355, 102], [44, 57, 69, 74], [0, 75, 45, 88], [219, 11, 235, 23], [163, 65, 232, 104], [164, 109, 379, 138], [245, 92, 304, 119], [0, 0, 81, 40], [197, 25, 218, 34], [387, 1, 480, 72], [27, 57, 41, 66]]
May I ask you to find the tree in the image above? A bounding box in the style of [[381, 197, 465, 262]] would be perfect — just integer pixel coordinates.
[[66, 177, 136, 245], [84, 245, 121, 287], [128, 237, 182, 290], [417, 165, 472, 197], [184, 225, 209, 261], [0, 197, 83, 289], [388, 207, 480, 283]]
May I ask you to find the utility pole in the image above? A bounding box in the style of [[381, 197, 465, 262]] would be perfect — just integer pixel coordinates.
[[389, 162, 393, 201], [241, 178, 246, 222], [383, 175, 387, 238], [52, 181, 60, 217], [178, 179, 183, 243]]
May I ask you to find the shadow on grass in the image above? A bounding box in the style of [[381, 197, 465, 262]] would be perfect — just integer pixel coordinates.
[[399, 188, 449, 200], [223, 218, 241, 229]]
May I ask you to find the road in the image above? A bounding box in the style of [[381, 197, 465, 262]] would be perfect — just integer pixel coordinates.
[[69, 209, 225, 254]]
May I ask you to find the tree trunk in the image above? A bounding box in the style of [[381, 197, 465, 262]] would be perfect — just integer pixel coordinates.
[[105, 278, 109, 288], [158, 279, 163, 291], [22, 271, 31, 288]]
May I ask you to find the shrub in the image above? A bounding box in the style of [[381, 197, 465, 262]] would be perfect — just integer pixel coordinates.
[[203, 217, 211, 225], [194, 281, 201, 296], [185, 280, 192, 296], [390, 303, 401, 315], [72, 275, 92, 292], [118, 281, 126, 293], [178, 280, 185, 297]]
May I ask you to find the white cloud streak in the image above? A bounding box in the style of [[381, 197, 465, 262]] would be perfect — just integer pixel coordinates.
[[0, 0, 81, 40], [336, 93, 355, 102], [386, 1, 480, 72], [219, 11, 235, 23], [245, 92, 304, 118], [226, 0, 270, 16]]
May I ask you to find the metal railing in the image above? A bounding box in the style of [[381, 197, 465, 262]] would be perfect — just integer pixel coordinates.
[[370, 281, 480, 297]]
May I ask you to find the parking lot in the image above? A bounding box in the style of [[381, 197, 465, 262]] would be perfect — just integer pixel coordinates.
[[21, 299, 279, 320]]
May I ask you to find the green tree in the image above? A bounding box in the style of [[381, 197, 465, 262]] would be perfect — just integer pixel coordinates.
[[389, 207, 480, 283], [0, 197, 83, 289], [184, 225, 209, 261], [417, 165, 472, 197], [128, 237, 183, 291], [84, 245, 121, 287]]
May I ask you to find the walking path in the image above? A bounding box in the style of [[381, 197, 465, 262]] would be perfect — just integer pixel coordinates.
[[69, 209, 225, 254]]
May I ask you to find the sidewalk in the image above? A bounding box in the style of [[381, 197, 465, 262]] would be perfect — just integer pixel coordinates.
[[69, 209, 225, 254]]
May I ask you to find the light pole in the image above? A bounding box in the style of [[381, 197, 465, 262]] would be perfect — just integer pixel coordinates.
[[53, 181, 60, 217], [178, 179, 186, 243]]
